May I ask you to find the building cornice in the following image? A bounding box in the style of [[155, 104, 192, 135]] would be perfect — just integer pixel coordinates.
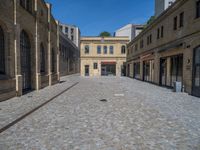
[[128, 0, 187, 46]]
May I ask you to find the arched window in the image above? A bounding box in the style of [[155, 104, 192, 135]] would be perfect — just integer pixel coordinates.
[[121, 45, 126, 54], [40, 43, 45, 74], [51, 48, 55, 73], [20, 30, 31, 91], [0, 26, 5, 74], [20, 0, 32, 12]]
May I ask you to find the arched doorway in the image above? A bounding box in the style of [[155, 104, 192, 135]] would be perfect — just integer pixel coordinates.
[[0, 26, 5, 75], [192, 46, 200, 97], [20, 30, 31, 92]]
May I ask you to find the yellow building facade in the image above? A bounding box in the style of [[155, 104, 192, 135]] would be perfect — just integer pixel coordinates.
[[81, 37, 129, 77]]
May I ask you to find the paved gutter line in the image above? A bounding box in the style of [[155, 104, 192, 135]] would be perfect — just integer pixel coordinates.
[[0, 82, 79, 134]]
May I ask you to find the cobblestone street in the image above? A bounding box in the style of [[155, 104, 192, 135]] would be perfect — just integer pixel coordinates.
[[0, 75, 200, 150]]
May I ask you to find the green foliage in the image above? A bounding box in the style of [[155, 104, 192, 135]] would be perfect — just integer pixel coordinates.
[[99, 31, 111, 37], [147, 16, 155, 25], [144, 16, 156, 28]]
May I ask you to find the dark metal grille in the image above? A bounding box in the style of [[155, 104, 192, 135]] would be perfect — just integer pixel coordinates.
[[40, 43, 45, 74], [0, 26, 5, 74], [51, 48, 55, 73], [20, 30, 31, 91]]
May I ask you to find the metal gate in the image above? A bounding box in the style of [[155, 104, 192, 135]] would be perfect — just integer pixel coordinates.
[[0, 26, 5, 74], [20, 30, 31, 92], [192, 46, 200, 97]]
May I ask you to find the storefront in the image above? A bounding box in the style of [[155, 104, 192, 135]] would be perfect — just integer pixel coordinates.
[[101, 62, 116, 76], [192, 46, 200, 97], [143, 60, 154, 83], [133, 62, 140, 79], [160, 54, 183, 87]]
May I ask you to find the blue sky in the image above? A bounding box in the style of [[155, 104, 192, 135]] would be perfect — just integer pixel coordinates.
[[46, 0, 155, 36]]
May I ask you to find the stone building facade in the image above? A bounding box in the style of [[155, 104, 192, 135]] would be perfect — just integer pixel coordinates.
[[155, 0, 176, 17], [59, 30, 80, 76], [115, 24, 144, 41], [127, 0, 200, 97], [81, 37, 129, 77], [0, 0, 60, 101], [59, 23, 81, 48]]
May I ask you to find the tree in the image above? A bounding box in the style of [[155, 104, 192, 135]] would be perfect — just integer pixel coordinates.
[[99, 31, 111, 37], [143, 16, 155, 29], [147, 16, 155, 25]]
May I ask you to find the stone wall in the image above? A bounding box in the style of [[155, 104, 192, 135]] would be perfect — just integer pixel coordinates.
[[0, 0, 60, 101], [127, 0, 200, 96]]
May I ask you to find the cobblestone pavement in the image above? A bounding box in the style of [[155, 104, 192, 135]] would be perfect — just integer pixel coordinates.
[[0, 75, 200, 150]]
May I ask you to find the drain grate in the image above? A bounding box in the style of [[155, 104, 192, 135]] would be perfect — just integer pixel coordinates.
[[100, 99, 107, 102]]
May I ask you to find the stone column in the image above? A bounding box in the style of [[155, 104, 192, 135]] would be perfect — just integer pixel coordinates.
[[46, 3, 52, 86], [35, 9, 41, 90], [56, 20, 60, 81], [140, 59, 143, 80], [154, 51, 160, 85], [14, 23, 22, 96]]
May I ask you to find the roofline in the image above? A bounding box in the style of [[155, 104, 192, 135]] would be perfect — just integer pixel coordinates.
[[128, 0, 186, 46], [115, 24, 144, 32], [59, 31, 79, 50], [59, 22, 79, 28]]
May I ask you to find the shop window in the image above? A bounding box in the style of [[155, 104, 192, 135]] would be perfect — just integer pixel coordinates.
[[171, 55, 183, 86]]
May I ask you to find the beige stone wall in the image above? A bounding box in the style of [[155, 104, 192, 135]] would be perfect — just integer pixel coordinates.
[[80, 37, 129, 77]]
